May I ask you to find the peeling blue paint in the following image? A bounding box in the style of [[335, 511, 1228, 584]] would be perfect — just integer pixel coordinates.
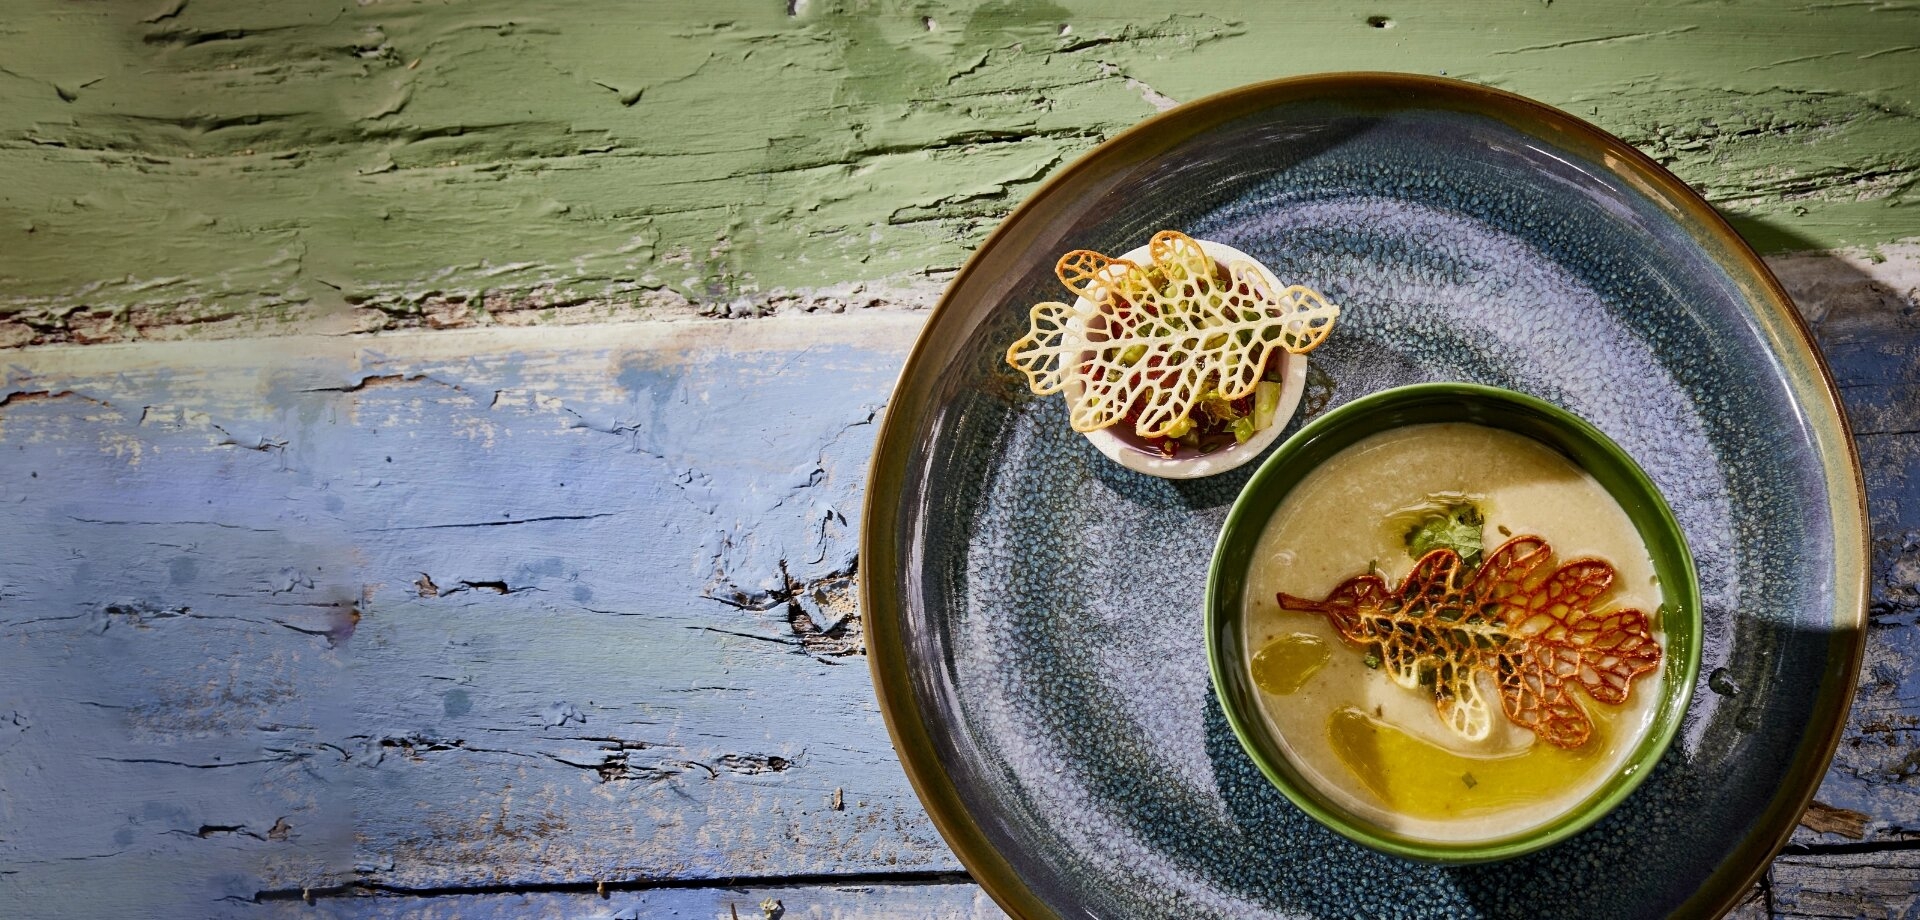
[[0, 319, 947, 916], [441, 690, 472, 719], [0, 295, 1908, 915]]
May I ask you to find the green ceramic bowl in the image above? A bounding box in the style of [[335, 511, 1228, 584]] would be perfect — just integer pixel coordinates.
[[1206, 382, 1702, 863]]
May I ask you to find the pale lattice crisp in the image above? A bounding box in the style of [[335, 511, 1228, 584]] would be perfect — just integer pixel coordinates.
[[1005, 231, 1341, 438]]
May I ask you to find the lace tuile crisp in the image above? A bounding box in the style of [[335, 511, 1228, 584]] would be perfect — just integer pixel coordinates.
[[1278, 536, 1663, 748], [1005, 231, 1340, 439]]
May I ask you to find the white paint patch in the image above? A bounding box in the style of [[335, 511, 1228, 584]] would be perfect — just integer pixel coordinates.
[[0, 314, 930, 380], [1126, 76, 1179, 111]]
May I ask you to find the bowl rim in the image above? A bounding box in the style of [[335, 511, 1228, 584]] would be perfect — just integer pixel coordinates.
[[859, 72, 1868, 920], [1204, 381, 1703, 863]]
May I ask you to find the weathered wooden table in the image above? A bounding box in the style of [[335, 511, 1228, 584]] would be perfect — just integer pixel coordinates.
[[1, 2, 1915, 917]]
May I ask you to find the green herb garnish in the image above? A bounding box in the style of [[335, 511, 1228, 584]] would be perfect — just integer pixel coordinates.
[[1405, 501, 1485, 569], [1193, 390, 1227, 423]]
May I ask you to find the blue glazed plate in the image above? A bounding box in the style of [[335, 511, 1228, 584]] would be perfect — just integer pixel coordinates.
[[862, 74, 1866, 919]]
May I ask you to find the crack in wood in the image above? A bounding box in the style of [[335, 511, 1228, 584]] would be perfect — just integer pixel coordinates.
[[301, 373, 430, 394], [0, 389, 105, 410], [1781, 837, 1920, 856], [93, 755, 290, 770], [245, 869, 979, 904], [369, 512, 621, 533]]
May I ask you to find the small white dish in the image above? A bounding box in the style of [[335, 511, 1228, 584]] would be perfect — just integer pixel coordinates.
[[1071, 239, 1310, 480]]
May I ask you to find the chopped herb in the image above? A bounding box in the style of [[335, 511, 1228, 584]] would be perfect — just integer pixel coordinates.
[[1462, 772, 1478, 789], [1497, 524, 1511, 537], [1362, 651, 1381, 670], [1196, 390, 1237, 423], [1405, 500, 1485, 569]]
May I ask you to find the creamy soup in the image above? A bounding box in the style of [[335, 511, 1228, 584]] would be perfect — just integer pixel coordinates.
[[1244, 422, 1664, 842]]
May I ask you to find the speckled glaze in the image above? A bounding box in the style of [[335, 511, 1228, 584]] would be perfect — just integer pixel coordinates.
[[863, 75, 1867, 920]]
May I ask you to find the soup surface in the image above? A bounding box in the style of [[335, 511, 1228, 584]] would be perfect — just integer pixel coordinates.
[[1244, 422, 1664, 842]]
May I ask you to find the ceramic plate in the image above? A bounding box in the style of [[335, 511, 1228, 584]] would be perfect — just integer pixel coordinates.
[[863, 74, 1866, 919]]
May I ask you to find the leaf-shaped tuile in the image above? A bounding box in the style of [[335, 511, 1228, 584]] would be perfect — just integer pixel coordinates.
[[1005, 230, 1341, 437], [1277, 536, 1663, 748]]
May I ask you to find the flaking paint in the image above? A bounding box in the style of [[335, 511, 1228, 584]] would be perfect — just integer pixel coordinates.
[[0, 0, 1916, 343]]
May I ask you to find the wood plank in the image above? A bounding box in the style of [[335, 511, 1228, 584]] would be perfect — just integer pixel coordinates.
[[2, 1, 1918, 344], [1770, 848, 1920, 919], [212, 869, 1887, 920], [1783, 245, 1920, 849], [0, 317, 958, 917], [234, 881, 1006, 920]]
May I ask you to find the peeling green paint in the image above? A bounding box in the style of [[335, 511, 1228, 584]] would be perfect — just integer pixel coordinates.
[[0, 0, 1915, 341]]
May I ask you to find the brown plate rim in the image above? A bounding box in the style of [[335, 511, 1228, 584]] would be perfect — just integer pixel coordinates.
[[859, 71, 1869, 920]]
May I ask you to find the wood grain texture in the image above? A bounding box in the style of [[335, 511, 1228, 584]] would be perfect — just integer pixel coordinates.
[[237, 881, 1006, 920], [1, 0, 1916, 344], [0, 318, 961, 916], [1781, 243, 1920, 853], [1769, 848, 1920, 919]]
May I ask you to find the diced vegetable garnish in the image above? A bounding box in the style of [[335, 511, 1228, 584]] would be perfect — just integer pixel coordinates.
[[1197, 390, 1236, 423], [1253, 381, 1281, 432]]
